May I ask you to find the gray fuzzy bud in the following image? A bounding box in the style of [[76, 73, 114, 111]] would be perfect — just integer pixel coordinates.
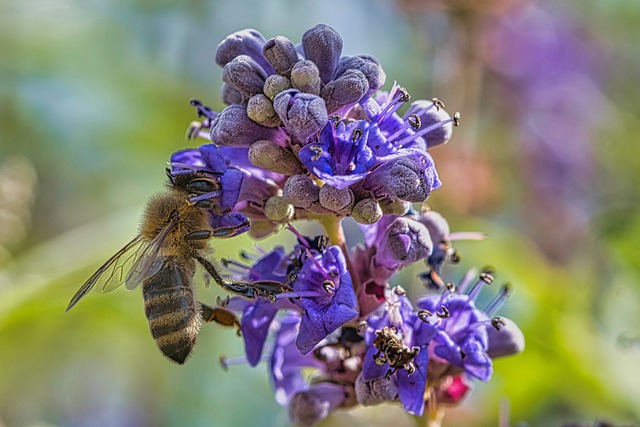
[[320, 68, 369, 113], [246, 94, 280, 127], [354, 154, 439, 203], [248, 139, 303, 175], [301, 24, 343, 83], [264, 196, 294, 223], [334, 55, 386, 95], [263, 74, 292, 100], [379, 217, 433, 268], [215, 29, 274, 74], [263, 36, 299, 75], [290, 60, 321, 95], [273, 89, 328, 143], [222, 55, 268, 98], [352, 198, 382, 224], [417, 209, 450, 245], [289, 384, 345, 427], [319, 185, 355, 214], [220, 83, 244, 105], [487, 317, 525, 359], [210, 104, 281, 147], [283, 174, 320, 209], [354, 372, 399, 406]]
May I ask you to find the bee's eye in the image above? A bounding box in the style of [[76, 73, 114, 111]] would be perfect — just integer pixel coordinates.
[[186, 178, 219, 193]]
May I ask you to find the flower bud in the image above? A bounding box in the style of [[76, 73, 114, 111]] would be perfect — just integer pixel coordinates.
[[263, 74, 292, 100], [264, 196, 294, 223], [283, 174, 320, 209], [354, 372, 399, 406], [215, 28, 274, 74], [290, 60, 321, 95], [247, 218, 278, 239], [487, 317, 525, 358], [222, 55, 268, 98], [334, 55, 386, 95], [248, 139, 303, 175], [379, 198, 411, 215], [263, 35, 299, 75], [246, 94, 280, 127], [352, 198, 382, 224], [273, 89, 328, 143], [377, 217, 433, 270], [354, 153, 440, 203], [320, 69, 369, 113], [417, 209, 450, 245], [301, 24, 343, 84], [289, 384, 345, 427], [318, 184, 355, 215], [220, 83, 244, 105], [210, 104, 281, 147]]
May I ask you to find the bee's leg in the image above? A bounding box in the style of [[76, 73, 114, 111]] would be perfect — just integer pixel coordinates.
[[200, 302, 241, 336], [195, 255, 257, 299], [184, 230, 213, 241]]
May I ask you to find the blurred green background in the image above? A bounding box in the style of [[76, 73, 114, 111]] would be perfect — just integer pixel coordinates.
[[1, 0, 640, 426]]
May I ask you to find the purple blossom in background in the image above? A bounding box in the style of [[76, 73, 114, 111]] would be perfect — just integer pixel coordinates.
[[161, 23, 524, 426]]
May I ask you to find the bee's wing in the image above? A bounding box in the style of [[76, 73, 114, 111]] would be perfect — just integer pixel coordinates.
[[66, 235, 145, 312], [124, 219, 175, 290]]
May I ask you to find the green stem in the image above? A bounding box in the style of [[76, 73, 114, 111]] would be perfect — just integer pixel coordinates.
[[317, 215, 362, 296]]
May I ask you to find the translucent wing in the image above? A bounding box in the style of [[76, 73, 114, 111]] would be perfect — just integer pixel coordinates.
[[124, 219, 176, 290], [66, 235, 145, 311]]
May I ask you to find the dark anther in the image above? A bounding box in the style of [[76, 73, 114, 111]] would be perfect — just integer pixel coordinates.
[[445, 282, 456, 293], [501, 282, 514, 296], [219, 356, 229, 371], [394, 285, 407, 296], [352, 128, 363, 142], [436, 305, 450, 318], [189, 98, 216, 120], [479, 267, 496, 284], [310, 145, 323, 161], [418, 310, 432, 323], [453, 112, 461, 127], [398, 87, 410, 102], [323, 280, 336, 293], [449, 249, 461, 264], [491, 316, 506, 331], [432, 98, 446, 110], [408, 114, 421, 130]]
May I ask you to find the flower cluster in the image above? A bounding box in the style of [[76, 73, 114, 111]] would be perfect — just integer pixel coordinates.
[[169, 24, 523, 425]]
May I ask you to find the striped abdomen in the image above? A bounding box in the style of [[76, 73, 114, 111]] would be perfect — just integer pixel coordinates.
[[142, 256, 201, 364]]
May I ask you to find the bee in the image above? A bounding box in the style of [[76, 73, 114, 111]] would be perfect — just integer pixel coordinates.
[[66, 171, 291, 364]]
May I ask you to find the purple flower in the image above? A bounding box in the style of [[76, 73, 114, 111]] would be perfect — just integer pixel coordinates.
[[291, 245, 358, 353], [298, 118, 375, 189], [361, 288, 431, 416]]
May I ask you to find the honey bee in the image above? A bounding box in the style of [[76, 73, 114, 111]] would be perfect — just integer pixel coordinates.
[[67, 171, 291, 364]]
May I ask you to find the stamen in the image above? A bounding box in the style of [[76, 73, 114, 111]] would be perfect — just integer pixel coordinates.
[[448, 232, 487, 241], [408, 114, 421, 129], [322, 280, 336, 293], [219, 355, 248, 371], [305, 249, 334, 282], [394, 285, 407, 296], [491, 316, 507, 331], [432, 98, 446, 110], [485, 283, 513, 316], [393, 115, 458, 148], [456, 268, 478, 294], [352, 128, 363, 142], [189, 191, 222, 203], [468, 267, 496, 300], [436, 305, 450, 318], [273, 290, 329, 300], [376, 84, 410, 122], [418, 309, 432, 323]]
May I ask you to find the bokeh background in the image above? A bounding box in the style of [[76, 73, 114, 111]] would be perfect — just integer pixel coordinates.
[[1, 0, 639, 426]]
